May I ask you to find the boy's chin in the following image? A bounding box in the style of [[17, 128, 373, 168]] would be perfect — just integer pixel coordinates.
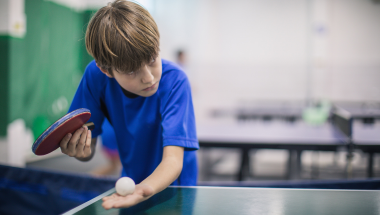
[[139, 89, 158, 97]]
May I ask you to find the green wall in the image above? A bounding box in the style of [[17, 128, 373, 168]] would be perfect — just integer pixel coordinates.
[[0, 0, 96, 137], [81, 10, 97, 70]]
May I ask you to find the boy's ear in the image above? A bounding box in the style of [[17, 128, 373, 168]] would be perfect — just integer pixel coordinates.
[[96, 63, 113, 78]]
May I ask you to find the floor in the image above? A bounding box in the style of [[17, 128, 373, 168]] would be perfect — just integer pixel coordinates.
[[26, 142, 121, 179], [197, 148, 380, 181]]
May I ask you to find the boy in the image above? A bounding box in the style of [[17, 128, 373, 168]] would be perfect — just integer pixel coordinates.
[[59, 0, 198, 209]]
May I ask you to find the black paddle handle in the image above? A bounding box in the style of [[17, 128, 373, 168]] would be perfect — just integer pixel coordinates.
[[83, 122, 95, 130]]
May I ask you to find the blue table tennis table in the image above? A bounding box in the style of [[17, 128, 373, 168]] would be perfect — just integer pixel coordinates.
[[63, 186, 380, 215]]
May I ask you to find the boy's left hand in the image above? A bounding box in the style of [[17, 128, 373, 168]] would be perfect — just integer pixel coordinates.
[[102, 184, 154, 209]]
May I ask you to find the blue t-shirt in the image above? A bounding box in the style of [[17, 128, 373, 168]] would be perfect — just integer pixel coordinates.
[[69, 59, 199, 185], [100, 119, 119, 155]]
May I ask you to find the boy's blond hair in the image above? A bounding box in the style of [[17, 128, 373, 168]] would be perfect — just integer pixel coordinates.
[[85, 0, 160, 75]]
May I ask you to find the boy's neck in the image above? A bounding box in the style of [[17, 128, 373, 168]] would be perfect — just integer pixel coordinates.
[[121, 87, 139, 98]]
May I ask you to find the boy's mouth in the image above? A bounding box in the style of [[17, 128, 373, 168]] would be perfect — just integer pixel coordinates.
[[143, 82, 157, 91]]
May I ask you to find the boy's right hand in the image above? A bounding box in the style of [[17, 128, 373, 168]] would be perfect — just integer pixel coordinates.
[[59, 126, 92, 159]]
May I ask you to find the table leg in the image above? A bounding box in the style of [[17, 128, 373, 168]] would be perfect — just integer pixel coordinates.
[[237, 149, 250, 181], [367, 152, 374, 178], [287, 150, 290, 179], [311, 151, 319, 179], [287, 150, 302, 180], [296, 149, 302, 179], [345, 143, 354, 179], [287, 150, 293, 179], [201, 148, 212, 181]]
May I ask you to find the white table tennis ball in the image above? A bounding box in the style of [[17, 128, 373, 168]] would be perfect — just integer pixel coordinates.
[[115, 177, 135, 196]]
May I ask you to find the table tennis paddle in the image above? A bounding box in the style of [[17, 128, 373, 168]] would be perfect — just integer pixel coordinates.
[[32, 108, 95, 156]]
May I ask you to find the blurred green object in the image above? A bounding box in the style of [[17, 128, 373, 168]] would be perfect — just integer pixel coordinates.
[[303, 100, 331, 125], [32, 115, 51, 141], [48, 96, 69, 120]]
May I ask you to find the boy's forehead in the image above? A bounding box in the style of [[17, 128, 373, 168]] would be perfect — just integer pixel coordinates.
[[114, 61, 149, 73], [107, 54, 160, 74]]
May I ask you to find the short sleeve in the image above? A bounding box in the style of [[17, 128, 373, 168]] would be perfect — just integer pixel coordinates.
[[161, 75, 199, 150], [68, 61, 106, 138]]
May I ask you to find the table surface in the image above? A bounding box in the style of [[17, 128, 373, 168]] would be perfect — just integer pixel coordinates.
[[63, 186, 380, 215]]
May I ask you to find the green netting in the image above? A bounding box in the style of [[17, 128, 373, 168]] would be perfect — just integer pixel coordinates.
[[0, 36, 10, 136], [1, 0, 96, 138]]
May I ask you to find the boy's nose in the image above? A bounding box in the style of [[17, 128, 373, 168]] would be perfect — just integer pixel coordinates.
[[141, 66, 154, 84]]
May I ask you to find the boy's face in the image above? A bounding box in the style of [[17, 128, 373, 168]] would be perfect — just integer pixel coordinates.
[[99, 54, 162, 97]]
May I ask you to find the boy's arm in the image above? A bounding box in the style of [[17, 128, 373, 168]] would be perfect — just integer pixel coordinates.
[[102, 145, 184, 209], [141, 145, 184, 192]]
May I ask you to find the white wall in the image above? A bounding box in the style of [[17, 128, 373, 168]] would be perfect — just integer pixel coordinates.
[[0, 0, 10, 34], [48, 0, 154, 11], [327, 0, 380, 102], [0, 0, 26, 37], [154, 0, 380, 118], [156, 0, 310, 117]]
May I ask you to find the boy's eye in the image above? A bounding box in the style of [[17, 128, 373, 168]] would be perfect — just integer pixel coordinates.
[[127, 71, 134, 75], [150, 58, 155, 64]]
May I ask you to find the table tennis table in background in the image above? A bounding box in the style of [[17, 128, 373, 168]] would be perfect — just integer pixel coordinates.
[[197, 106, 380, 180], [211, 102, 380, 123], [339, 105, 380, 177], [63, 186, 380, 215]]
